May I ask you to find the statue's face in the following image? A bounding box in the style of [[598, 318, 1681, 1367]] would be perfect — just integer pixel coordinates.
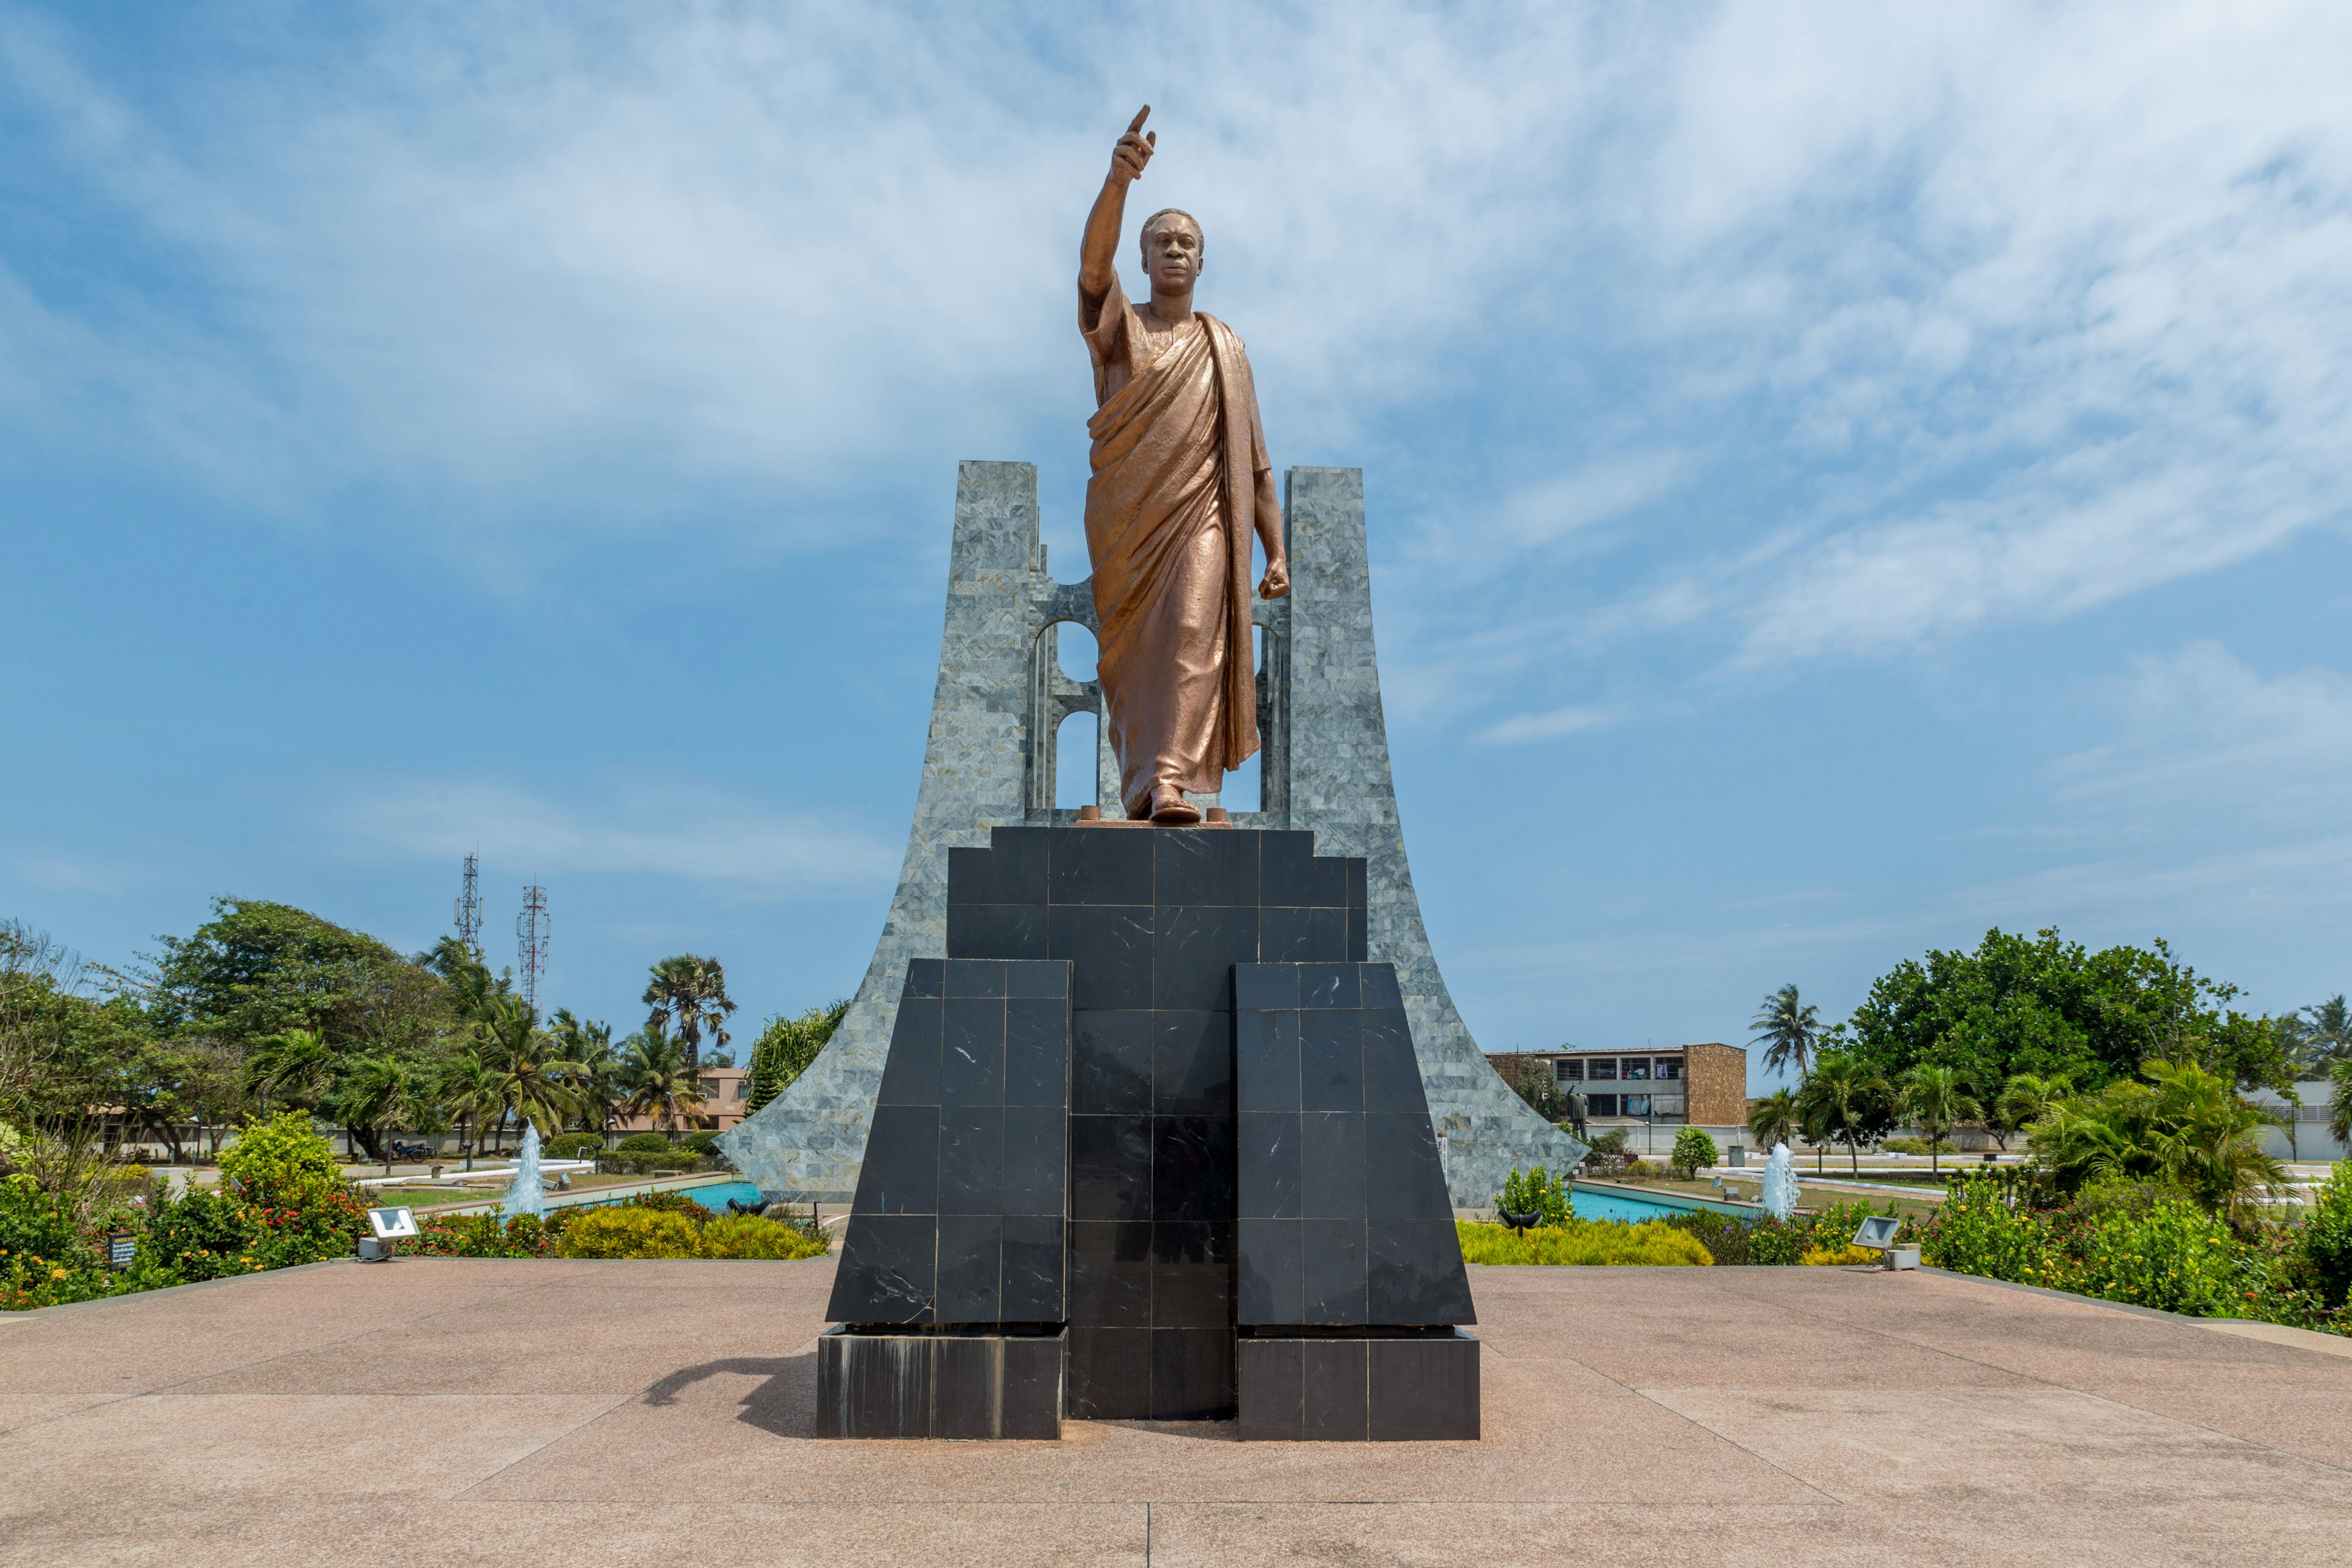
[[1141, 217, 1203, 292]]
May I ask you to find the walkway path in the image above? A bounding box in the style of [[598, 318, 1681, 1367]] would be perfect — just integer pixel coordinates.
[[2, 1258, 2348, 1564]]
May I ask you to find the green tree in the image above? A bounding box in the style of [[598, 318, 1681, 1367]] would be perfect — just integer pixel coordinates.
[[478, 996, 590, 1148], [643, 956, 737, 1069], [618, 1023, 707, 1138], [1843, 927, 2287, 1096], [1746, 1087, 1799, 1152], [547, 1009, 617, 1140], [2027, 1060, 2286, 1227], [744, 1000, 851, 1114], [1748, 984, 1823, 1081], [244, 1028, 330, 1119], [437, 1049, 502, 1170], [1991, 1071, 2072, 1151], [1793, 1052, 1892, 1176], [2326, 1057, 2352, 1146], [1895, 1064, 1982, 1176], [342, 1054, 424, 1175], [1668, 1126, 1719, 1178], [2277, 996, 2350, 1077]]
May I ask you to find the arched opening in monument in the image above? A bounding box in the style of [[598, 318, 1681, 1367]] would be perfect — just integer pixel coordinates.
[[1056, 709, 1098, 808], [1057, 622, 1098, 682]]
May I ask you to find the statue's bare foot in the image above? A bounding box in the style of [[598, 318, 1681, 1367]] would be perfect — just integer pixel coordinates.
[[1148, 786, 1202, 825]]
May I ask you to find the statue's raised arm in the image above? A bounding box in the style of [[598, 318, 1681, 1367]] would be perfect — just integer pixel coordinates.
[[1080, 106, 1153, 296]]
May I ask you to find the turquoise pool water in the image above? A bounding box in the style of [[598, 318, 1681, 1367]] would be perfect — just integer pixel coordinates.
[[682, 1182, 764, 1212], [1567, 1184, 1757, 1223]]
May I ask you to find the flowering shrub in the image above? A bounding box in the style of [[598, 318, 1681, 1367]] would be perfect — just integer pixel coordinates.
[[2071, 1196, 2240, 1315], [2302, 1164, 2352, 1309], [1801, 1245, 1880, 1266], [0, 1175, 109, 1310], [1457, 1218, 1712, 1267], [140, 1189, 266, 1282], [407, 1211, 574, 1259], [219, 1112, 347, 1212], [1497, 1166, 1575, 1226]]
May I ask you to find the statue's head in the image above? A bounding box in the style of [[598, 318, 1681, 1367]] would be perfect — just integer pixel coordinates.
[[1139, 208, 1203, 293]]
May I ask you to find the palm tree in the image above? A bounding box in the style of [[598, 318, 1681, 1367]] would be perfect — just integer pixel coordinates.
[[479, 995, 591, 1146], [2329, 1057, 2352, 1147], [1746, 1087, 1799, 1153], [2029, 1060, 2288, 1227], [618, 1022, 707, 1139], [548, 1008, 617, 1144], [244, 1028, 330, 1118], [745, 1000, 851, 1114], [1794, 1054, 1890, 1176], [1992, 1072, 2072, 1150], [1748, 985, 1823, 1082], [437, 1050, 501, 1170], [343, 1054, 418, 1175], [1896, 1065, 1982, 1177], [643, 955, 737, 1068], [2300, 997, 2351, 1069]]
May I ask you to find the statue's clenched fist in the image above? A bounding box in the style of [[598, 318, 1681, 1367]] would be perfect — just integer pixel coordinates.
[[1110, 105, 1155, 187]]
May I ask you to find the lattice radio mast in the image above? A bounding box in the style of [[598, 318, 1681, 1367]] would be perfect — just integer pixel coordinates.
[[516, 884, 548, 1016], [453, 853, 483, 960]]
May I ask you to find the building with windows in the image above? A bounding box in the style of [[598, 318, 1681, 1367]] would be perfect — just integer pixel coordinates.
[[1485, 1043, 1750, 1140]]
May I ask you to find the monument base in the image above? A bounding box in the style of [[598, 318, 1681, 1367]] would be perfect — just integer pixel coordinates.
[[1235, 1327, 1480, 1441], [816, 1327, 1065, 1440]]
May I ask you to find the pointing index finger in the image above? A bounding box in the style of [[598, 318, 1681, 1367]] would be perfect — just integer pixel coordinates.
[[1128, 105, 1151, 135]]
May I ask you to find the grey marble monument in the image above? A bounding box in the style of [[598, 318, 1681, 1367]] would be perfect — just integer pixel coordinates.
[[720, 462, 1583, 1207]]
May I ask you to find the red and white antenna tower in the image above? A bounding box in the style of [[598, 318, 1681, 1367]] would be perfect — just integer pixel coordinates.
[[516, 884, 548, 1016], [454, 853, 483, 960]]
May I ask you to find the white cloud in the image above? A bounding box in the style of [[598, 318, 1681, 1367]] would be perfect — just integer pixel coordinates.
[[330, 775, 899, 899], [1477, 704, 1621, 745]]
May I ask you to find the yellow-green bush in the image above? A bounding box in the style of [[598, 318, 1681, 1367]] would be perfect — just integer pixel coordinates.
[[1800, 1244, 1880, 1266], [1457, 1219, 1713, 1267], [555, 1206, 704, 1259], [700, 1213, 827, 1261]]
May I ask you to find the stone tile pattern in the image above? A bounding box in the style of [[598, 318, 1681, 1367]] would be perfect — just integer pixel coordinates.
[[722, 461, 1583, 1206], [816, 1327, 1063, 1441], [1235, 1332, 1481, 1442], [1232, 962, 1474, 1329], [823, 959, 1071, 1327], [948, 824, 1365, 1422]]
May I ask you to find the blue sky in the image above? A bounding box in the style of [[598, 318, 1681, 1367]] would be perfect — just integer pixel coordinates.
[[4, 2, 2348, 1090]]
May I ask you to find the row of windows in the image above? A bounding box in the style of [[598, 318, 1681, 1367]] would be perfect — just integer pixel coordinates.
[[1552, 1057, 1683, 1083], [1569, 1093, 1687, 1118]]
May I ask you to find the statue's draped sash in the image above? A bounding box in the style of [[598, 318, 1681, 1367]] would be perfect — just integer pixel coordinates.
[[1082, 285, 1267, 815]]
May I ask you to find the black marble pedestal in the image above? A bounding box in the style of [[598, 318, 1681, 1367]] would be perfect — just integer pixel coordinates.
[[816, 1326, 1065, 1439]]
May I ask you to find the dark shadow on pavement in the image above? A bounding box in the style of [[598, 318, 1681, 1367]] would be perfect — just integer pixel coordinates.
[[641, 1352, 821, 1439]]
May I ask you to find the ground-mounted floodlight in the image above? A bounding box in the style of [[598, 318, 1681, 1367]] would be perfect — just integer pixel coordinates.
[[361, 1206, 419, 1262], [1852, 1213, 1918, 1270]]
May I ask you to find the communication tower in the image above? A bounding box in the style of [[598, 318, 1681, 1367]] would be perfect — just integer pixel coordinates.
[[516, 884, 548, 1016], [453, 853, 483, 960]]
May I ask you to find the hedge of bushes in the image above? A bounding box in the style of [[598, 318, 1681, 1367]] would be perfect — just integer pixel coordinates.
[[1457, 1218, 1713, 1266]]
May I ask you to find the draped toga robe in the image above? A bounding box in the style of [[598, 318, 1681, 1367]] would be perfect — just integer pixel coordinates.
[[1080, 273, 1280, 820]]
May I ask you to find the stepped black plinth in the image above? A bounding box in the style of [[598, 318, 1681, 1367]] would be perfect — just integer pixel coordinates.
[[817, 826, 1478, 1441]]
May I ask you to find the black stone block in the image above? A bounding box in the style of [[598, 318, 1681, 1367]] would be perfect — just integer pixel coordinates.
[[1150, 1116, 1234, 1222], [982, 826, 1052, 904], [1358, 1009, 1423, 1115], [1347, 858, 1367, 910], [1261, 831, 1347, 908], [1237, 1111, 1301, 1219], [1301, 1339, 1370, 1439], [1001, 1332, 1066, 1439], [946, 959, 1009, 997], [1300, 1009, 1362, 1112], [941, 997, 1005, 1106], [817, 1327, 1065, 1441], [1234, 963, 1297, 1012], [1069, 1114, 1151, 1222], [1152, 905, 1256, 1009], [1153, 1009, 1233, 1115], [876, 998, 942, 1107], [930, 1333, 1001, 1439], [818, 1326, 937, 1438], [1363, 1115, 1450, 1219], [947, 902, 1049, 961], [1066, 1219, 1151, 1326], [933, 1213, 1002, 1321], [824, 1213, 935, 1324], [1359, 964, 1402, 1011], [1001, 1215, 1065, 1321], [1302, 1218, 1367, 1324], [1152, 1327, 1236, 1420], [1001, 1105, 1065, 1216], [1298, 963, 1359, 1011], [1369, 1333, 1480, 1441], [1235, 1217, 1303, 1324], [936, 1106, 1003, 1215], [1235, 1010, 1300, 1113], [1300, 1114, 1366, 1219], [1066, 1325, 1151, 1419], [851, 1106, 937, 1215], [1005, 958, 1069, 999], [1150, 1219, 1233, 1327], [1072, 1011, 1153, 1114], [1260, 905, 1347, 964], [1236, 1336, 1305, 1441], [1051, 828, 1153, 906], [1154, 828, 1258, 906], [1348, 905, 1368, 963], [1003, 997, 1068, 1106], [1366, 1219, 1478, 1324], [1052, 904, 1153, 1010], [903, 958, 944, 998]]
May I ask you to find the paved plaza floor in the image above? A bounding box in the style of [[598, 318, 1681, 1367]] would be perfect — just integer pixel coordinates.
[[3, 1256, 2350, 1566]]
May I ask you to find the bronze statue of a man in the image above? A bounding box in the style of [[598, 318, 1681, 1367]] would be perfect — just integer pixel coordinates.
[[1079, 106, 1289, 825]]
